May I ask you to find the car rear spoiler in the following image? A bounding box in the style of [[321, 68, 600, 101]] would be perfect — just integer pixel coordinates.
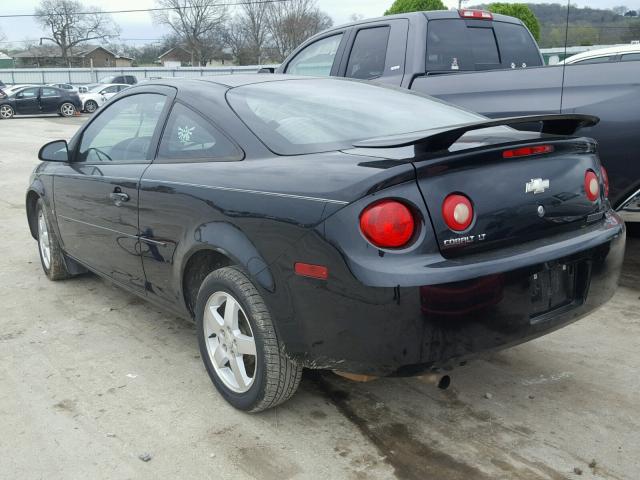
[[352, 114, 599, 153]]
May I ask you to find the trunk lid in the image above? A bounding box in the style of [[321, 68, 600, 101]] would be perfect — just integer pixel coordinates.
[[414, 132, 605, 256]]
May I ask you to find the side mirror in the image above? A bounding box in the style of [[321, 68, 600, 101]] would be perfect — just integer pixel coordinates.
[[39, 140, 69, 162], [257, 67, 275, 74]]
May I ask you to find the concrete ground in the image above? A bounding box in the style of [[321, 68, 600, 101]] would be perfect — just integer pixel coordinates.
[[0, 116, 638, 480]]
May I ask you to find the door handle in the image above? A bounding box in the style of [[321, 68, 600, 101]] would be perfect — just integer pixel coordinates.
[[109, 191, 130, 206]]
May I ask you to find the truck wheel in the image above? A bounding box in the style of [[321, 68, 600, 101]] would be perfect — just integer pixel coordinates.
[[195, 267, 302, 412], [59, 102, 76, 117], [36, 199, 71, 280], [84, 100, 98, 113], [0, 104, 14, 119]]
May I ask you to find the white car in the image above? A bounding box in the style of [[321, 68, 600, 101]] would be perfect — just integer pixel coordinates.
[[561, 44, 640, 65], [79, 83, 130, 113]]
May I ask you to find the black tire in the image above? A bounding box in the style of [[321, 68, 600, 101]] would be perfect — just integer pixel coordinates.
[[195, 267, 302, 412], [84, 100, 98, 113], [36, 198, 71, 281], [0, 104, 14, 119]]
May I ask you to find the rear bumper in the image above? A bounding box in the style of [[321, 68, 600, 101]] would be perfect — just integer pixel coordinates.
[[276, 212, 625, 376]]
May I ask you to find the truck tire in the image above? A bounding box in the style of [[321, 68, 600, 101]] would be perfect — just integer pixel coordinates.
[[195, 267, 302, 412]]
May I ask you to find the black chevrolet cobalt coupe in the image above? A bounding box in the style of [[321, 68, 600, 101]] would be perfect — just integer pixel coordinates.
[[26, 76, 625, 411]]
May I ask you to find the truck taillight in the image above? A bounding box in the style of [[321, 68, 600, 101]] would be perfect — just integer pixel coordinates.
[[601, 166, 609, 198], [458, 9, 493, 20], [359, 199, 415, 248], [442, 194, 474, 231], [585, 170, 599, 202]]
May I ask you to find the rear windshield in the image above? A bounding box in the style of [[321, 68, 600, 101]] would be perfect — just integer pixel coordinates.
[[427, 19, 542, 72], [226, 79, 483, 155]]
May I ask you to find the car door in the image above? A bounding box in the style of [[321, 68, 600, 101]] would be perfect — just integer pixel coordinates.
[[13, 87, 40, 114], [39, 87, 62, 113], [138, 102, 244, 307], [282, 30, 350, 77], [338, 19, 409, 86], [52, 87, 175, 291]]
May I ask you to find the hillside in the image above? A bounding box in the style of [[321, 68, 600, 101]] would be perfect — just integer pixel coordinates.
[[474, 3, 640, 47]]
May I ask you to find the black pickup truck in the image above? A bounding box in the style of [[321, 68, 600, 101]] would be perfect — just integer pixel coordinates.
[[275, 9, 640, 227]]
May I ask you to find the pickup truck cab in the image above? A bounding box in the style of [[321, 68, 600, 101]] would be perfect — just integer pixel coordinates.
[[277, 9, 640, 225]]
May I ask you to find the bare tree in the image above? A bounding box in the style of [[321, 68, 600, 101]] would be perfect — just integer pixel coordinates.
[[236, 0, 270, 64], [224, 18, 250, 65], [267, 0, 332, 61], [153, 0, 228, 66], [0, 27, 6, 43], [35, 0, 120, 66]]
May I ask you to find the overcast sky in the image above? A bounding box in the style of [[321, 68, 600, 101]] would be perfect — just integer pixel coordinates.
[[0, 0, 634, 47]]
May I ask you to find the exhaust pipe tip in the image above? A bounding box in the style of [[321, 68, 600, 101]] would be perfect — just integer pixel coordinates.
[[420, 373, 451, 390]]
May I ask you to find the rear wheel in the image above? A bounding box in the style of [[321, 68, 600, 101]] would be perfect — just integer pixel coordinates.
[[84, 100, 98, 113], [0, 104, 14, 119], [36, 199, 71, 280], [196, 267, 302, 412], [59, 102, 76, 117]]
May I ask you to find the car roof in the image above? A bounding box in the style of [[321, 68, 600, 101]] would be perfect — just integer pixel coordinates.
[[564, 44, 640, 63]]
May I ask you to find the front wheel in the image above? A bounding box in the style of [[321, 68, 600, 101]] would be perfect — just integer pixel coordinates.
[[59, 102, 76, 117], [36, 199, 71, 280], [196, 267, 302, 412], [84, 100, 98, 113], [0, 104, 14, 119]]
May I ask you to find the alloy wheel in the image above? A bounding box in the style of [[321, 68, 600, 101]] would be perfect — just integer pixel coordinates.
[[203, 291, 257, 393], [60, 103, 76, 117], [0, 105, 13, 119], [38, 210, 51, 270], [85, 101, 97, 113]]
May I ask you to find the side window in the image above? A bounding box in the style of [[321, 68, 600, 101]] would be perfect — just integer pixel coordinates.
[[286, 34, 343, 76], [157, 103, 242, 162], [41, 88, 59, 97], [346, 26, 391, 80], [101, 86, 118, 94], [78, 93, 167, 163], [19, 87, 39, 98], [621, 53, 640, 62]]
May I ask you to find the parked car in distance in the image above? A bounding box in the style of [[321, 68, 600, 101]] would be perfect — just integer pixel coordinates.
[[1, 86, 81, 119], [98, 75, 137, 85], [27, 76, 624, 412], [79, 83, 130, 113], [561, 43, 640, 65], [1, 84, 38, 96], [48, 83, 78, 92], [277, 9, 640, 228]]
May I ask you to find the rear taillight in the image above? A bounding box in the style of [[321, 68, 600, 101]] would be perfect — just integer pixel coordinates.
[[584, 170, 599, 202], [458, 9, 493, 19], [359, 199, 415, 248], [442, 194, 474, 231], [502, 145, 554, 159], [601, 166, 609, 198]]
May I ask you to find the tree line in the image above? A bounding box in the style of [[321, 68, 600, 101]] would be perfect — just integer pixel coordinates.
[[20, 0, 333, 66]]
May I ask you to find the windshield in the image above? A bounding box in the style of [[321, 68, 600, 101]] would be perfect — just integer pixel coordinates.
[[227, 79, 483, 155]]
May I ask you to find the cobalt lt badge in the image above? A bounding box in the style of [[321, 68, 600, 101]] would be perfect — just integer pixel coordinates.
[[525, 178, 550, 194]]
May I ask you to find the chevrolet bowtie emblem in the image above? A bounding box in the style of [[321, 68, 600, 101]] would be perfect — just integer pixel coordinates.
[[525, 178, 550, 194]]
